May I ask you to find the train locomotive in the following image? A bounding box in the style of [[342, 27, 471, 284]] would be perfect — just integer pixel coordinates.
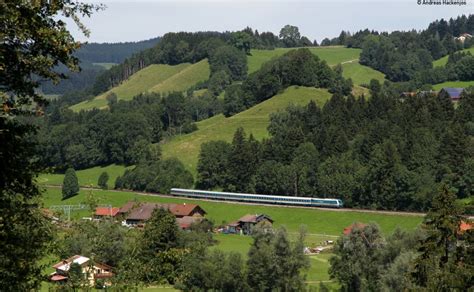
[[170, 188, 343, 208]]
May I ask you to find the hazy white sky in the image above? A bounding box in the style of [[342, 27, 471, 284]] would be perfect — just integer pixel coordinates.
[[69, 0, 473, 43]]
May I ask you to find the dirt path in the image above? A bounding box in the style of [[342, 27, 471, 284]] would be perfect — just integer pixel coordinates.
[[341, 58, 359, 64]]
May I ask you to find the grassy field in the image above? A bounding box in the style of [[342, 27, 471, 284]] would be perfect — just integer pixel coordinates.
[[42, 187, 423, 236], [38, 164, 130, 188], [433, 47, 474, 67], [161, 86, 332, 175], [341, 61, 385, 85], [247, 46, 361, 74], [432, 80, 474, 90], [70, 60, 209, 112], [148, 59, 210, 94]]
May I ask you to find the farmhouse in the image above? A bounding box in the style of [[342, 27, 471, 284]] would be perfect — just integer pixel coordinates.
[[455, 33, 472, 43], [343, 222, 367, 235], [226, 214, 274, 235], [440, 87, 464, 101], [94, 207, 120, 219], [50, 255, 113, 286], [120, 201, 206, 228]]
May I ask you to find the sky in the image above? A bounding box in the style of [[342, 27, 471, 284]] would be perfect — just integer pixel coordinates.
[[68, 0, 473, 43]]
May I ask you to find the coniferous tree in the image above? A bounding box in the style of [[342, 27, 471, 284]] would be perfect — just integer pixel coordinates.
[[412, 184, 472, 290], [98, 171, 109, 190], [62, 168, 80, 200], [225, 128, 255, 192]]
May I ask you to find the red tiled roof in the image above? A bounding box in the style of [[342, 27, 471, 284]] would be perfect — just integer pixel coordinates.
[[238, 214, 273, 224], [239, 214, 258, 223], [50, 274, 68, 281], [176, 216, 203, 229], [343, 223, 367, 235], [460, 221, 473, 232], [52, 255, 81, 269], [95, 207, 120, 217], [170, 204, 206, 217], [119, 201, 140, 214]]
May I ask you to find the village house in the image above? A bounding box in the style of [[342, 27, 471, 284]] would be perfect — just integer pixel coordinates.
[[94, 207, 120, 219], [440, 87, 464, 101], [50, 255, 113, 286], [120, 201, 206, 229], [455, 33, 472, 43], [226, 214, 274, 235]]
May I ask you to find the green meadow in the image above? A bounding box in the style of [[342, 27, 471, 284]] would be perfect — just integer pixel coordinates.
[[38, 164, 129, 188], [161, 86, 332, 175], [148, 59, 210, 94], [432, 47, 474, 67], [341, 61, 385, 85], [432, 80, 474, 90]]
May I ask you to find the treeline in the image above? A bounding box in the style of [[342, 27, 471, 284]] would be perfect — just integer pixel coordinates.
[[74, 37, 161, 63], [197, 84, 474, 211], [223, 48, 351, 116], [39, 62, 105, 95], [356, 15, 473, 82], [39, 91, 220, 170]]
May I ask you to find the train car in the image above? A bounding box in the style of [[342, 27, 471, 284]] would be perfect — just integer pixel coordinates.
[[170, 188, 343, 208]]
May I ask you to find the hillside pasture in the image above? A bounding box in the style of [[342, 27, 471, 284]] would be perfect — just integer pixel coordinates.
[[432, 80, 474, 90], [70, 60, 209, 112], [148, 59, 210, 95], [161, 86, 332, 175], [38, 164, 129, 188], [341, 62, 385, 85]]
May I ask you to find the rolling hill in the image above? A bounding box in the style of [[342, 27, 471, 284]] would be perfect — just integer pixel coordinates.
[[70, 60, 210, 112], [161, 86, 332, 175], [248, 47, 384, 85]]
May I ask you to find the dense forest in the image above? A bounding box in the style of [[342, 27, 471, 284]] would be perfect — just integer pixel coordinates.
[[74, 37, 161, 63], [350, 15, 474, 84], [38, 37, 161, 95], [197, 85, 474, 212]]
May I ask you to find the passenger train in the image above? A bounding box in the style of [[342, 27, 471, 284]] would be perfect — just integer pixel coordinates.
[[170, 188, 344, 208]]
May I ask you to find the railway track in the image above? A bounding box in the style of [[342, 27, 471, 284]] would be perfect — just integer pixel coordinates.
[[43, 184, 430, 217]]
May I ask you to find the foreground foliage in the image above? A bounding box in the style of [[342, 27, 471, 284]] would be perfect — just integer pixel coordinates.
[[1, 0, 100, 289]]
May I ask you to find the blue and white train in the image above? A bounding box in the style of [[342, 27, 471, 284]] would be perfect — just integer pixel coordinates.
[[170, 188, 344, 208]]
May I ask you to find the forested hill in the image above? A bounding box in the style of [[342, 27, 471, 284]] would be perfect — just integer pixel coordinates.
[[75, 37, 161, 63]]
